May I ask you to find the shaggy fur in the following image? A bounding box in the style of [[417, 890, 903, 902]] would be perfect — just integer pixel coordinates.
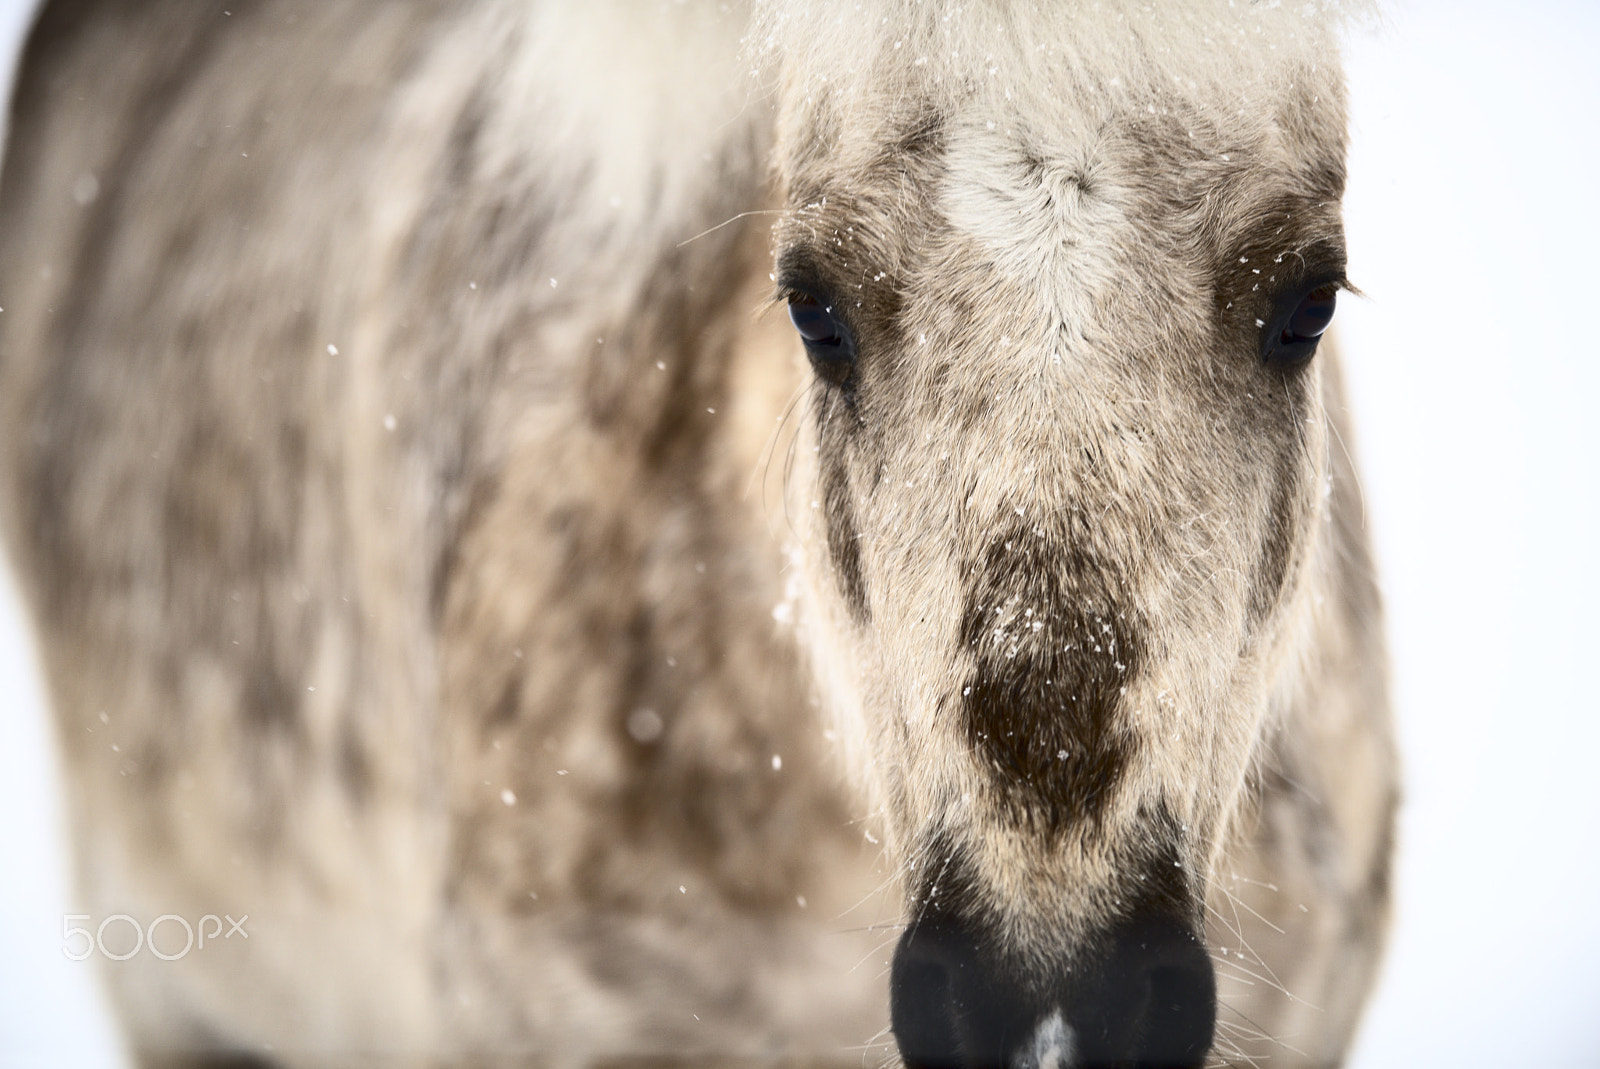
[[0, 1, 1394, 1067]]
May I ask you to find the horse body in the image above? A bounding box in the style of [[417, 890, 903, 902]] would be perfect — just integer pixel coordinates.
[[0, 2, 1395, 1066]]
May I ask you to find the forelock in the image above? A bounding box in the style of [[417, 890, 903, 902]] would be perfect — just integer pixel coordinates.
[[747, 0, 1374, 112]]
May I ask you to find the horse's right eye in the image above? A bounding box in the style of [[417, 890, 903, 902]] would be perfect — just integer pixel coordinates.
[[787, 294, 857, 385]]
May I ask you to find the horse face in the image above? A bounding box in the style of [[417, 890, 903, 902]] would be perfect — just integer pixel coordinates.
[[762, 8, 1352, 1065]]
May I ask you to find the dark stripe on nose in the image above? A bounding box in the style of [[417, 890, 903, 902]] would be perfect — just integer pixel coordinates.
[[820, 445, 870, 623], [960, 529, 1143, 830]]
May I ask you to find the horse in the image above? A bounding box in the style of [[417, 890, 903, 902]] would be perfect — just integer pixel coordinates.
[[0, 1, 1397, 1066]]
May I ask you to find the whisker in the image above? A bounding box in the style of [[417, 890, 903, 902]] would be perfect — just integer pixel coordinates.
[[674, 208, 787, 248], [749, 375, 807, 505], [1217, 992, 1311, 1054], [1325, 389, 1371, 533]]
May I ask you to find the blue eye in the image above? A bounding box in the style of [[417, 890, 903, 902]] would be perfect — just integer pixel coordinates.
[[788, 294, 857, 385], [1262, 282, 1339, 367]]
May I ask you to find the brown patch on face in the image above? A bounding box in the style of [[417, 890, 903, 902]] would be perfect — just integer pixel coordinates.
[[773, 96, 950, 398], [819, 431, 870, 624], [1248, 455, 1308, 627], [774, 220, 909, 403], [1208, 201, 1347, 365], [774, 101, 958, 631], [958, 525, 1143, 833], [1197, 193, 1340, 631]]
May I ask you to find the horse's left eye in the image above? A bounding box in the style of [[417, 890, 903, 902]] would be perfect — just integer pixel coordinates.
[[1262, 282, 1339, 367], [788, 294, 857, 385]]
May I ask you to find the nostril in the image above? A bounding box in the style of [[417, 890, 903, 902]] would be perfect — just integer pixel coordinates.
[[1140, 961, 1216, 1065], [890, 922, 973, 1069], [1086, 915, 1216, 1069]]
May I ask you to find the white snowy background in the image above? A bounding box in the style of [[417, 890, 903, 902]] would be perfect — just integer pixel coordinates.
[[2, 0, 1597, 1065]]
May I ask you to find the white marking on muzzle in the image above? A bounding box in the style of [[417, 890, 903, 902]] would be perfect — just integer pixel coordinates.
[[1014, 1008, 1076, 1069]]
